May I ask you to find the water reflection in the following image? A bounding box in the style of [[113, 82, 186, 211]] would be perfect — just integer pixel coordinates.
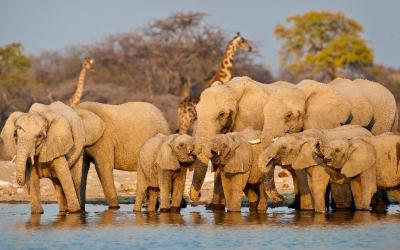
[[20, 205, 400, 229]]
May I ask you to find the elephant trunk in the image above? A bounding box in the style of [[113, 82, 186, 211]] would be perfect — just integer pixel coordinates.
[[260, 118, 287, 149], [15, 139, 36, 186], [193, 121, 218, 164], [15, 150, 28, 186], [189, 160, 208, 202]]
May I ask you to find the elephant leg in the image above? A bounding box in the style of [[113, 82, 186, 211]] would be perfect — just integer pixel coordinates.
[[206, 170, 226, 210], [309, 166, 330, 213], [171, 170, 187, 212], [159, 171, 172, 212], [134, 169, 147, 212], [257, 184, 268, 211], [244, 185, 259, 212], [387, 189, 400, 203], [29, 166, 43, 214], [71, 153, 89, 210], [288, 170, 300, 209], [360, 168, 377, 210], [52, 157, 80, 213], [295, 169, 314, 210], [264, 168, 285, 204], [222, 173, 243, 212], [350, 177, 363, 210], [94, 155, 119, 209], [51, 179, 68, 213], [147, 188, 159, 212]]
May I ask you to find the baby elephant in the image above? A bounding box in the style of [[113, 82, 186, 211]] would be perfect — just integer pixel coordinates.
[[320, 133, 400, 210], [205, 128, 266, 212], [135, 133, 196, 212]]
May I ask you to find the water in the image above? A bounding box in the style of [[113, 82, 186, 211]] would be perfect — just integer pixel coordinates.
[[1, 204, 400, 249]]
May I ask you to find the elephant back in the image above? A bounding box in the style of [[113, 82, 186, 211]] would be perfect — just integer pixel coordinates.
[[329, 78, 374, 128], [77, 101, 170, 171], [353, 79, 398, 134], [297, 79, 352, 130], [138, 133, 166, 187]]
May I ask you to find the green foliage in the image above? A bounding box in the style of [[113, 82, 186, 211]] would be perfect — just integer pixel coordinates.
[[0, 42, 31, 76], [275, 10, 373, 81]]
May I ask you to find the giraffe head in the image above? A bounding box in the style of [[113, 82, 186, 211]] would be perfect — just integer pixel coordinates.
[[82, 57, 95, 71], [232, 32, 252, 52]]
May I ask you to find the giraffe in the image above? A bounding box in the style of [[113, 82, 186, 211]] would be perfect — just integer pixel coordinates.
[[177, 32, 252, 134], [68, 57, 94, 107]]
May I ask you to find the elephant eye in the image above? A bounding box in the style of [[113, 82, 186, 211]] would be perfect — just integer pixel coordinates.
[[335, 148, 340, 153], [179, 142, 184, 148], [218, 111, 225, 118], [281, 146, 287, 150], [285, 112, 293, 121]]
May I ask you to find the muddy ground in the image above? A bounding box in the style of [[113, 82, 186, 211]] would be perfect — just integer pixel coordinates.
[[0, 161, 294, 204]]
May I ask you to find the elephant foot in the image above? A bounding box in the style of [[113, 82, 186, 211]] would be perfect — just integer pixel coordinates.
[[31, 208, 44, 215], [170, 207, 181, 213], [180, 198, 188, 208], [371, 199, 387, 214], [249, 202, 258, 213], [205, 203, 225, 211], [227, 209, 241, 213], [108, 205, 120, 210], [68, 208, 81, 214], [160, 208, 171, 213]]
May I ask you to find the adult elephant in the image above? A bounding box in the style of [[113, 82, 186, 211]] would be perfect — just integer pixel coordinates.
[[0, 101, 86, 213], [189, 76, 294, 208], [259, 78, 398, 209], [72, 101, 170, 209]]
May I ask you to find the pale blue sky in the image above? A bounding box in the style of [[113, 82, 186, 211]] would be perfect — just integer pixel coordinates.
[[1, 0, 399, 72]]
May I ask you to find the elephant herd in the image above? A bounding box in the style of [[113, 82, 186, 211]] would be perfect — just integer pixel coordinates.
[[0, 76, 399, 215]]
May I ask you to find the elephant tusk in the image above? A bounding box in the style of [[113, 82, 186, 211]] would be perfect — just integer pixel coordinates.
[[248, 138, 261, 144], [11, 155, 16, 163], [208, 159, 213, 168], [30, 156, 35, 165], [217, 151, 220, 156]]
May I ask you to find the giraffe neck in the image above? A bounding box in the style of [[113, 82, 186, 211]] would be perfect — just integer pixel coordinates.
[[69, 67, 87, 107], [208, 42, 238, 87]]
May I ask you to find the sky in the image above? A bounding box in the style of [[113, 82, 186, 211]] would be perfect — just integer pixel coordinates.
[[1, 0, 399, 73]]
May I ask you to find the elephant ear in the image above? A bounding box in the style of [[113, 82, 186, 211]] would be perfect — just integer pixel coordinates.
[[298, 80, 352, 129], [156, 135, 181, 171], [75, 108, 105, 146], [258, 142, 279, 173], [341, 139, 376, 178], [38, 112, 74, 163], [224, 137, 252, 174], [292, 138, 321, 169], [0, 112, 24, 158]]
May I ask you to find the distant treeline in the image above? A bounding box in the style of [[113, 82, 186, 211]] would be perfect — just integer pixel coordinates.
[[0, 11, 399, 131]]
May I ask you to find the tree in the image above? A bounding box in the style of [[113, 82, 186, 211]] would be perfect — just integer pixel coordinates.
[[275, 10, 373, 81], [0, 43, 44, 127], [0, 42, 31, 77]]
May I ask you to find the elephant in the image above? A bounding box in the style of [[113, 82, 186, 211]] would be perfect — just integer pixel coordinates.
[[72, 101, 170, 209], [0, 137, 11, 161], [319, 133, 400, 210], [190, 76, 294, 208], [202, 128, 267, 212], [135, 133, 196, 213], [0, 101, 86, 214], [259, 78, 398, 210], [258, 125, 372, 213]]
